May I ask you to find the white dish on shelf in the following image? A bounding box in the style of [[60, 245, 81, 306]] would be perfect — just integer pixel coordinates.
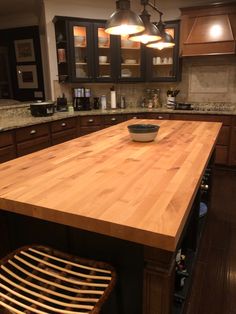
[[74, 35, 85, 46], [121, 39, 134, 48], [121, 68, 132, 77], [121, 74, 132, 77], [99, 37, 109, 46], [99, 56, 107, 63], [124, 59, 136, 64]]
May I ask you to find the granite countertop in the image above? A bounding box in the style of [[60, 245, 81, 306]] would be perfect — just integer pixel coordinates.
[[0, 106, 236, 132]]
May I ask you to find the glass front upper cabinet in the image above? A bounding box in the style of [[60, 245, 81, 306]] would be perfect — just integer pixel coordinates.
[[93, 23, 115, 82], [118, 35, 145, 82], [73, 25, 90, 80], [146, 21, 180, 82]]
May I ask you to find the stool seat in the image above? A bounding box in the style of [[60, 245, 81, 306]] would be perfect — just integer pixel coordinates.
[[0, 245, 116, 314]]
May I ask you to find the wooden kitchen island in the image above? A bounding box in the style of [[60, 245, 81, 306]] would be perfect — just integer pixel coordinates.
[[0, 119, 221, 314]]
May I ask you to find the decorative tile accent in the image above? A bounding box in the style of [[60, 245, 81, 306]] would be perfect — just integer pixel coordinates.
[[189, 65, 229, 94]]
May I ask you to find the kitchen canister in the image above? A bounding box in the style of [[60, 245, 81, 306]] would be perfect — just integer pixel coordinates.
[[167, 96, 175, 108], [100, 95, 107, 110]]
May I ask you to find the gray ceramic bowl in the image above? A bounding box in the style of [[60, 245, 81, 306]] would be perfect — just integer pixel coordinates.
[[128, 124, 160, 142]]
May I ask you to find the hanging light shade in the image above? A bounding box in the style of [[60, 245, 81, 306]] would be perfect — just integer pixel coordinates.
[[146, 18, 175, 50], [105, 0, 145, 35], [147, 32, 175, 49], [128, 8, 161, 44]]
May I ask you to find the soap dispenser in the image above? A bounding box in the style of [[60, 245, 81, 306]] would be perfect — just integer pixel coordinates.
[[110, 86, 117, 109]]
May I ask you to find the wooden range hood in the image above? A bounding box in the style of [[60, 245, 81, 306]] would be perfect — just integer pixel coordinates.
[[180, 2, 236, 56]]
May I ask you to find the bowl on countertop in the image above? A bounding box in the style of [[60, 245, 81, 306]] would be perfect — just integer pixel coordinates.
[[128, 124, 160, 142]]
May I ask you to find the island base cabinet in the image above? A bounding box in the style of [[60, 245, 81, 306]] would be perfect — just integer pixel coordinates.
[[143, 249, 175, 314], [229, 119, 236, 166]]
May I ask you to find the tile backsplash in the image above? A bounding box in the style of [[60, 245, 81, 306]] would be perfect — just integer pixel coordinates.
[[54, 55, 236, 107]]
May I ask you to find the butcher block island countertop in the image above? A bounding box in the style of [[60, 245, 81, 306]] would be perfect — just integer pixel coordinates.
[[0, 119, 221, 252]]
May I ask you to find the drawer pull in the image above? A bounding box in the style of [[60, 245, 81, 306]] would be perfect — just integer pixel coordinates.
[[133, 116, 137, 119], [88, 119, 94, 123], [30, 130, 37, 135], [111, 117, 117, 121], [158, 116, 164, 119], [61, 123, 66, 127]]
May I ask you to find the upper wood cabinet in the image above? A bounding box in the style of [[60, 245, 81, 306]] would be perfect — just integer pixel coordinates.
[[180, 3, 236, 57], [53, 16, 181, 83]]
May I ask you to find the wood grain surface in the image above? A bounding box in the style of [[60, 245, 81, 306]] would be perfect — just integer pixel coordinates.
[[0, 119, 221, 251]]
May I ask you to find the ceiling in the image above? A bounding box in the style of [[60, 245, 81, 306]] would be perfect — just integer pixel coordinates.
[[0, 0, 233, 17]]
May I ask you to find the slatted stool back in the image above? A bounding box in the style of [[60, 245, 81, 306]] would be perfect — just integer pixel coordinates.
[[0, 245, 116, 314]]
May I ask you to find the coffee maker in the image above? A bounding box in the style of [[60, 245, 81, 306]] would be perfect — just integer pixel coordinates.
[[73, 88, 91, 111]]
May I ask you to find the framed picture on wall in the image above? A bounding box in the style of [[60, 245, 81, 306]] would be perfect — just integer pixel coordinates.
[[14, 39, 35, 62], [16, 65, 38, 89]]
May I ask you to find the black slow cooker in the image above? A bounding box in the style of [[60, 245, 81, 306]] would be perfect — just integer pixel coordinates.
[[29, 101, 56, 117]]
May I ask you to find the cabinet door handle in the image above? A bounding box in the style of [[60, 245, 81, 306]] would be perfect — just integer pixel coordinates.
[[158, 116, 164, 119], [30, 129, 37, 135], [111, 117, 116, 121], [88, 119, 94, 123], [61, 122, 66, 127]]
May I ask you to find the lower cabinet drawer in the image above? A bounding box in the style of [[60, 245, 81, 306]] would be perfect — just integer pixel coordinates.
[[103, 115, 125, 125], [51, 129, 77, 145], [125, 113, 146, 120], [0, 146, 16, 163], [0, 131, 14, 148], [146, 113, 170, 120], [80, 116, 102, 127], [51, 118, 77, 133], [17, 136, 51, 157], [79, 126, 101, 136], [16, 124, 50, 142], [214, 145, 228, 165]]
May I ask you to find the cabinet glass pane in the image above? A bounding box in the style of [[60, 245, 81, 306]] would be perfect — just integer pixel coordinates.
[[120, 36, 141, 79], [151, 28, 175, 78], [73, 26, 88, 78], [97, 27, 111, 78]]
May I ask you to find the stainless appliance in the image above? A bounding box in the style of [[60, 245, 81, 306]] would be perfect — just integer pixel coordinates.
[[29, 101, 56, 117], [73, 88, 91, 111]]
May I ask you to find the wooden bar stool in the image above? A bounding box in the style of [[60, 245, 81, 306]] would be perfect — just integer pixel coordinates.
[[0, 245, 116, 314]]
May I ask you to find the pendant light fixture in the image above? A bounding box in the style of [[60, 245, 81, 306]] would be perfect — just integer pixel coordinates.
[[105, 0, 175, 50], [146, 14, 175, 49], [128, 7, 161, 44], [105, 0, 145, 35]]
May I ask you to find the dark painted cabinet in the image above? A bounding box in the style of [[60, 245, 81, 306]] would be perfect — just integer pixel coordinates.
[[79, 115, 103, 136], [51, 117, 77, 145], [0, 131, 16, 163], [54, 16, 181, 83], [16, 124, 51, 157], [54, 17, 117, 83], [146, 20, 180, 82]]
